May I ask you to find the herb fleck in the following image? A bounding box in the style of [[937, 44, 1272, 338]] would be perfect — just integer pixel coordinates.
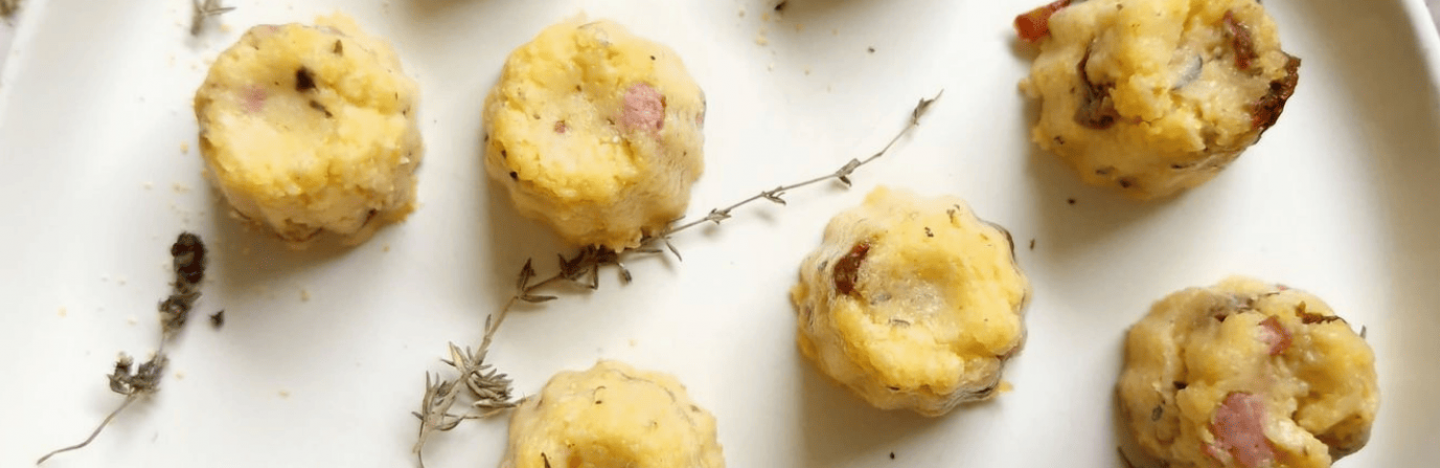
[[1296, 302, 1344, 325], [309, 100, 332, 118], [295, 67, 317, 92], [1074, 46, 1119, 129]]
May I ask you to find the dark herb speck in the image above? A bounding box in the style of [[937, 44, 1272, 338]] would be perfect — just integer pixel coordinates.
[[309, 100, 332, 118], [295, 67, 317, 92]]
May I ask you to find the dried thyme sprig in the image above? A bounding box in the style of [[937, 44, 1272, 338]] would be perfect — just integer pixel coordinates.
[[37, 233, 207, 465], [411, 92, 942, 467], [642, 91, 943, 250], [1, 0, 21, 18], [190, 0, 234, 36]]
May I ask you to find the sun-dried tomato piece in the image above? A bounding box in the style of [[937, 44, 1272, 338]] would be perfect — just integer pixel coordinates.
[[1252, 55, 1301, 131], [832, 242, 871, 297], [1223, 11, 1258, 70], [1014, 0, 1073, 43]]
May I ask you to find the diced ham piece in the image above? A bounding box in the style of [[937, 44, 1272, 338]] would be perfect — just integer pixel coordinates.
[[241, 85, 267, 113], [1014, 0, 1073, 43], [1208, 392, 1277, 468], [620, 82, 665, 133], [1258, 316, 1291, 356]]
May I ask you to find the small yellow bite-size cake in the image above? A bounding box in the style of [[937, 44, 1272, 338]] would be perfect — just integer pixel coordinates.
[[483, 18, 706, 251], [791, 187, 1030, 416], [500, 360, 725, 468], [1118, 277, 1379, 468], [1015, 0, 1299, 199], [194, 14, 422, 247]]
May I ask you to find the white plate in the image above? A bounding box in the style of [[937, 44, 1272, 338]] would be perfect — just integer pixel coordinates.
[[2, 0, 1438, 466]]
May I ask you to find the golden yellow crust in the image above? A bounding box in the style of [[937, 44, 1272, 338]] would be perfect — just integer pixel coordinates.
[[791, 187, 1029, 416], [194, 14, 422, 247], [484, 18, 706, 251], [500, 360, 724, 468], [1020, 0, 1298, 199], [1119, 277, 1378, 468]]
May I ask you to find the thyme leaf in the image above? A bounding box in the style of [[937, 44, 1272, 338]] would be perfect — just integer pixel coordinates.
[[1, 0, 21, 18], [410, 92, 942, 467], [190, 0, 235, 36], [38, 233, 207, 465]]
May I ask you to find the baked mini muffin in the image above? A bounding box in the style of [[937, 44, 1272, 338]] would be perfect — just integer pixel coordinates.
[[1119, 277, 1379, 468], [500, 360, 724, 468], [194, 14, 422, 247], [484, 18, 706, 251], [1016, 0, 1299, 199], [791, 187, 1029, 416]]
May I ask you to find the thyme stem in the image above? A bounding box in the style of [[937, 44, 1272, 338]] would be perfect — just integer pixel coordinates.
[[650, 90, 943, 239], [35, 397, 137, 465]]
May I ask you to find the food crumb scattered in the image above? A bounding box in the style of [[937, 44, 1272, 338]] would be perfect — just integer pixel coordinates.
[[890, 452, 896, 460], [628, 339, 638, 347], [175, 371, 186, 380], [58, 307, 67, 317], [804, 66, 812, 75], [300, 289, 311, 302], [172, 183, 191, 193], [127, 315, 138, 325], [144, 182, 153, 190], [220, 23, 232, 33], [755, 33, 769, 46], [1029, 239, 1036, 250], [868, 46, 876, 53], [210, 310, 225, 329], [738, 5, 745, 17], [767, 63, 775, 71], [1067, 198, 1077, 205], [180, 142, 190, 154], [279, 390, 290, 398], [999, 381, 1014, 393], [794, 23, 804, 32], [382, 243, 391, 252]]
